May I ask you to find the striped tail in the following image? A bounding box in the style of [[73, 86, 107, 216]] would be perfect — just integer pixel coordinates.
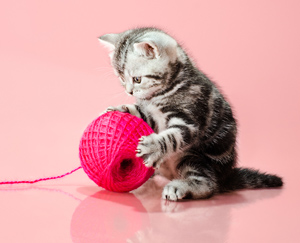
[[222, 167, 283, 192]]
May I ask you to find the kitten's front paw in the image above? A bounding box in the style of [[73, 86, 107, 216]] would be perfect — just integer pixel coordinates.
[[106, 105, 129, 113], [104, 104, 141, 118], [136, 134, 163, 168], [162, 180, 189, 201], [99, 106, 127, 116]]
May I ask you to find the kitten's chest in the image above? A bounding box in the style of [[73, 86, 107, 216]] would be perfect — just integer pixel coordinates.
[[142, 103, 168, 133]]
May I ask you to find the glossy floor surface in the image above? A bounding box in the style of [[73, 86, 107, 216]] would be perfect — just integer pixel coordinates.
[[1, 1, 300, 242], [0, 172, 299, 243]]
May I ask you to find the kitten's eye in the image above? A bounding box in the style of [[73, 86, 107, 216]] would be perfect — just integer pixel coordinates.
[[133, 77, 142, 83]]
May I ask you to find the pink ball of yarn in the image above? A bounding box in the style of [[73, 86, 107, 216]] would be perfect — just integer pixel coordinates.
[[79, 111, 155, 192]]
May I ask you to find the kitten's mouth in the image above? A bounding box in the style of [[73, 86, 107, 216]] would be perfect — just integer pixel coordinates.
[[130, 91, 144, 99]]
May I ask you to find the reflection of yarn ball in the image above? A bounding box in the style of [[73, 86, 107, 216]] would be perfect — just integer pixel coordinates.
[[71, 190, 150, 243], [79, 111, 155, 192]]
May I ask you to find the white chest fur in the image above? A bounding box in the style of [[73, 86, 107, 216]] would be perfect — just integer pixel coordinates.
[[157, 152, 182, 180]]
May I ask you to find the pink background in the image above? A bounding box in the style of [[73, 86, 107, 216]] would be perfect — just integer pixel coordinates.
[[0, 1, 299, 242]]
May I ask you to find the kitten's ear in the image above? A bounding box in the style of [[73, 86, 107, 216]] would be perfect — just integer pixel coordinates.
[[133, 42, 160, 59], [98, 33, 119, 51]]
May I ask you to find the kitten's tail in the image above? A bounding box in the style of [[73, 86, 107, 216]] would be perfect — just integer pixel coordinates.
[[222, 167, 283, 192]]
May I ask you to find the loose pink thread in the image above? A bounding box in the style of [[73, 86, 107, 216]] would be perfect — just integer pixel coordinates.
[[0, 112, 154, 190], [0, 166, 82, 185]]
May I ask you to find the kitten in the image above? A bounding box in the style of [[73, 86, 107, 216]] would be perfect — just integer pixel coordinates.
[[99, 27, 283, 201]]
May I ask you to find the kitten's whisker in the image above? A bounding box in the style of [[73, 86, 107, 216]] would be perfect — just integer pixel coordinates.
[[95, 66, 112, 69], [104, 91, 127, 105], [100, 72, 116, 80]]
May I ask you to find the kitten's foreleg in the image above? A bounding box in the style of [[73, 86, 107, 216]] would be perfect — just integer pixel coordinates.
[[162, 166, 217, 201], [136, 123, 196, 168], [162, 177, 216, 201]]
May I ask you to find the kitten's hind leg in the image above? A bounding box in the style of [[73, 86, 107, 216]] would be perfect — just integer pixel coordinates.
[[162, 167, 218, 201]]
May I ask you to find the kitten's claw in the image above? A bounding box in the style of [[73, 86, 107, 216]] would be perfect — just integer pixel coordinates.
[[104, 105, 130, 114], [162, 180, 191, 201], [136, 134, 164, 168], [105, 106, 115, 112], [122, 105, 129, 112], [99, 107, 115, 116], [102, 104, 142, 118]]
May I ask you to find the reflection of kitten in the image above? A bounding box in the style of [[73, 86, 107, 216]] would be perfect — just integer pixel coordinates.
[[99, 27, 283, 201]]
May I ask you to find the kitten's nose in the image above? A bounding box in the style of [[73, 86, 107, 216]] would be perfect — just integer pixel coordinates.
[[125, 83, 134, 95]]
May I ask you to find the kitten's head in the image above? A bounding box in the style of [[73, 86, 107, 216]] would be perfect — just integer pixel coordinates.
[[99, 28, 180, 99]]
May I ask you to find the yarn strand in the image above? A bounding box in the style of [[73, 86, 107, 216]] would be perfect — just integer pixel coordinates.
[[0, 166, 82, 185]]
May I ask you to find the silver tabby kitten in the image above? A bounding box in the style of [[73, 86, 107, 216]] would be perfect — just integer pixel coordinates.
[[99, 27, 283, 201]]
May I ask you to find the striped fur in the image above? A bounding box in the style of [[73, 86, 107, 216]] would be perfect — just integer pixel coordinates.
[[99, 27, 283, 201]]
